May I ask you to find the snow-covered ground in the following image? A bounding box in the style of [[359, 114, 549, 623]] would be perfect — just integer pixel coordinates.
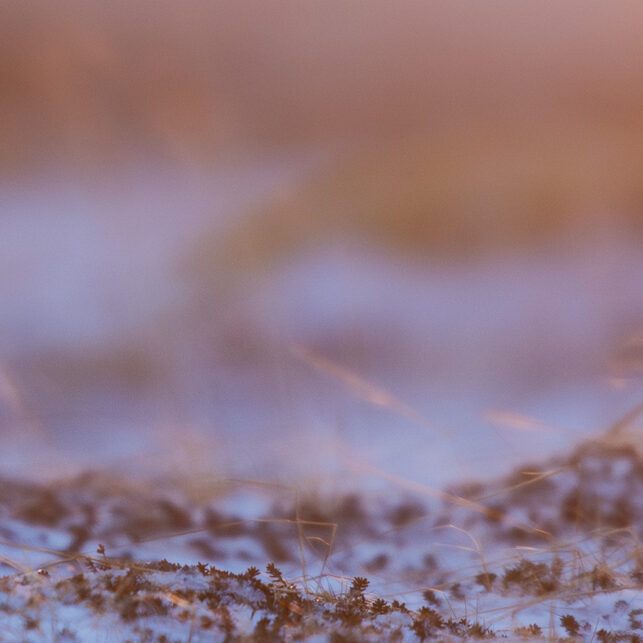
[[1, 160, 642, 491], [1, 160, 642, 639], [0, 429, 641, 641]]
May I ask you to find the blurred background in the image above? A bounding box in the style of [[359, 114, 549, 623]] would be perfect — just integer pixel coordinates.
[[1, 0, 642, 489]]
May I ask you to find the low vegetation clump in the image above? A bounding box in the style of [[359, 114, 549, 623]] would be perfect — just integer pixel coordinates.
[[0, 429, 641, 641]]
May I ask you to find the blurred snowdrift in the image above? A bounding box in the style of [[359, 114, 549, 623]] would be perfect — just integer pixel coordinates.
[[0, 0, 641, 484]]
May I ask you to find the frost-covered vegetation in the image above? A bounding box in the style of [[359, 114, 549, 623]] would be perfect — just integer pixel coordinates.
[[1, 419, 641, 641]]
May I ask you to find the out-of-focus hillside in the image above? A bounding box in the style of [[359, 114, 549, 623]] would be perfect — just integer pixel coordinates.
[[4, 0, 642, 259], [2, 0, 642, 171], [189, 121, 643, 276]]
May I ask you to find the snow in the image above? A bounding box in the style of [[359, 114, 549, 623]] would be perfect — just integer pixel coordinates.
[[1, 160, 642, 639]]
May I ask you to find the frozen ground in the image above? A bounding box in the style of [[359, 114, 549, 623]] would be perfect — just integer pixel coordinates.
[[1, 162, 642, 640], [0, 420, 641, 641]]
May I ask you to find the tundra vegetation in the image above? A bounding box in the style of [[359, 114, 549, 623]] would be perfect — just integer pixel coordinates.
[[0, 415, 641, 641]]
